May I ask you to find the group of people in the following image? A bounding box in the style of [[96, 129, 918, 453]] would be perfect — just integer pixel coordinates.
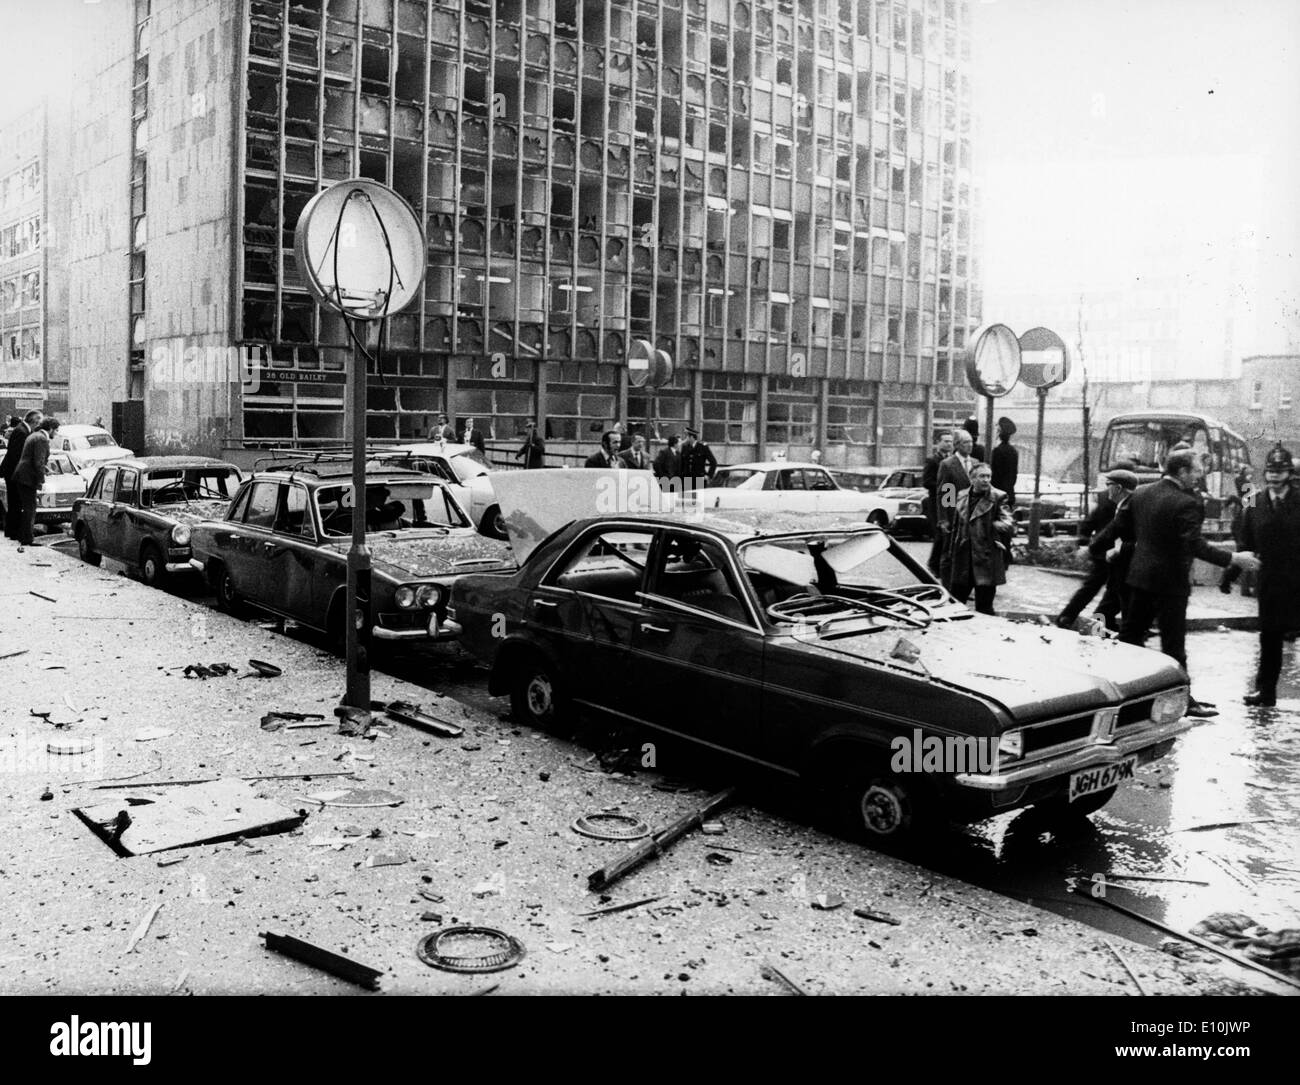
[[582, 423, 718, 491], [0, 409, 62, 546], [922, 416, 1020, 615]]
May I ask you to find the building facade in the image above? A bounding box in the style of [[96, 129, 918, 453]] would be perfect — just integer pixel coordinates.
[[64, 0, 981, 465]]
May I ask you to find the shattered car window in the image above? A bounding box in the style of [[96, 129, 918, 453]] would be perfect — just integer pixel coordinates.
[[315, 480, 469, 537], [143, 468, 240, 505]]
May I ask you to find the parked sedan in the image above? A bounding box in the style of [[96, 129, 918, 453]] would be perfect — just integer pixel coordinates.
[[875, 467, 929, 538], [452, 507, 1192, 843], [367, 442, 504, 537], [54, 424, 134, 480], [0, 452, 86, 531], [189, 460, 515, 646], [71, 457, 243, 585], [703, 461, 899, 527]]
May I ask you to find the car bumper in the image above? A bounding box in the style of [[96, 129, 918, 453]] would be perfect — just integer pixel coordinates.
[[34, 508, 75, 524], [952, 716, 1192, 793], [888, 514, 928, 534], [371, 615, 464, 641]]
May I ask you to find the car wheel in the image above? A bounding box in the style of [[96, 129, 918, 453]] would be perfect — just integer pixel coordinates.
[[139, 543, 166, 588], [1034, 786, 1116, 820], [75, 526, 103, 567], [481, 505, 507, 540], [867, 511, 889, 528], [832, 765, 937, 845], [212, 564, 245, 616], [510, 654, 568, 732]]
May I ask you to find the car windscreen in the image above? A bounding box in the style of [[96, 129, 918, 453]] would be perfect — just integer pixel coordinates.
[[450, 450, 491, 482], [45, 454, 78, 476], [740, 533, 922, 592], [83, 434, 119, 449], [143, 468, 241, 505], [314, 480, 469, 536], [711, 469, 760, 489]]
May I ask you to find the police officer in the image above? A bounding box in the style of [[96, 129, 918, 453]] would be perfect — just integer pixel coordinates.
[[1237, 444, 1300, 707]]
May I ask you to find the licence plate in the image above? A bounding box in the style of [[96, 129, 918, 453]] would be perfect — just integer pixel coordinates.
[[1068, 756, 1137, 802]]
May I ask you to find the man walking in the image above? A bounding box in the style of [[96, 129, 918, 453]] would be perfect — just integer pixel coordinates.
[[1111, 448, 1258, 717], [679, 428, 717, 491], [619, 433, 650, 471], [514, 421, 545, 469], [1236, 444, 1300, 707], [653, 434, 681, 489], [1056, 467, 1136, 631], [922, 431, 954, 573], [1, 409, 40, 540], [990, 416, 1019, 510], [940, 461, 1014, 615], [10, 417, 58, 546]]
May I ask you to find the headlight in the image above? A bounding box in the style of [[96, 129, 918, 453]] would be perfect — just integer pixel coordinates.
[[39, 493, 57, 507], [416, 584, 442, 609], [997, 730, 1024, 762], [171, 524, 191, 545], [1151, 688, 1189, 724], [394, 586, 417, 609], [901, 501, 920, 514]]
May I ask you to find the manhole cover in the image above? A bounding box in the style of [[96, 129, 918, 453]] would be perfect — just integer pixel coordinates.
[[417, 926, 525, 974], [571, 812, 652, 841]]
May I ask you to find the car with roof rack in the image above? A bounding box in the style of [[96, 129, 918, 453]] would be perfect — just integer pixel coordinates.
[[703, 461, 900, 528], [188, 454, 514, 646], [450, 489, 1194, 844], [71, 456, 242, 585]]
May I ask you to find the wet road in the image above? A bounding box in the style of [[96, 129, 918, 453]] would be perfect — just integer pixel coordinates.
[[42, 532, 1299, 974]]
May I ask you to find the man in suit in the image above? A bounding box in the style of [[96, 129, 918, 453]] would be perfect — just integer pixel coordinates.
[[1056, 467, 1136, 630], [584, 432, 619, 469], [989, 416, 1019, 510], [619, 433, 650, 471], [1, 409, 41, 540], [934, 430, 978, 586], [429, 414, 454, 442], [610, 422, 633, 453], [461, 417, 486, 454], [922, 431, 954, 573], [1236, 444, 1300, 706], [514, 421, 545, 469], [1111, 448, 1257, 717], [679, 428, 717, 491], [962, 417, 986, 462], [10, 417, 58, 546], [653, 435, 681, 488]]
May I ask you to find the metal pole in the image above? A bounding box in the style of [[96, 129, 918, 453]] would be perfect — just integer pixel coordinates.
[[1027, 386, 1047, 549], [344, 322, 372, 710], [984, 394, 994, 464]]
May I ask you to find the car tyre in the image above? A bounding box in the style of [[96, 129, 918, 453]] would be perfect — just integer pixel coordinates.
[[75, 526, 103, 567], [212, 564, 246, 616], [510, 653, 569, 733], [867, 511, 889, 529], [139, 543, 167, 588], [830, 763, 938, 846], [482, 505, 508, 540]]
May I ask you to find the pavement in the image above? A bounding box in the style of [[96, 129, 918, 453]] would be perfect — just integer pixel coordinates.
[[0, 537, 1281, 996]]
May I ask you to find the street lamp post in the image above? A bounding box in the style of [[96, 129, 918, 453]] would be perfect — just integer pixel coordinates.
[[294, 179, 426, 716]]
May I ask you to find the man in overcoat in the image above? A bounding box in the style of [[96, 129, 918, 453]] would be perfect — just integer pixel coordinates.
[[940, 461, 1014, 615]]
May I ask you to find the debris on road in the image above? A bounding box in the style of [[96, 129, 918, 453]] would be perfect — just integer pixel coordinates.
[[28, 590, 56, 603], [1196, 850, 1257, 893], [182, 663, 236, 679], [124, 901, 164, 954], [39, 788, 53, 802], [260, 711, 326, 732], [364, 850, 409, 868], [587, 787, 739, 892], [760, 960, 807, 996], [700, 820, 726, 835], [811, 890, 843, 911], [575, 896, 662, 919], [1169, 817, 1276, 834], [73, 779, 307, 856], [242, 659, 282, 679], [374, 699, 465, 738], [0, 649, 29, 662], [310, 788, 403, 809], [571, 812, 651, 841], [1102, 939, 1149, 996], [47, 738, 96, 756], [706, 852, 734, 867], [334, 705, 373, 736], [853, 907, 901, 926], [133, 728, 174, 742], [261, 931, 382, 990], [416, 927, 525, 973], [1098, 872, 1211, 887]]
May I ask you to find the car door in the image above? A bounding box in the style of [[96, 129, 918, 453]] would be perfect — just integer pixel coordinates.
[[104, 466, 140, 562], [630, 530, 767, 766], [261, 482, 322, 623], [210, 479, 280, 604], [528, 524, 656, 717], [79, 466, 116, 550]]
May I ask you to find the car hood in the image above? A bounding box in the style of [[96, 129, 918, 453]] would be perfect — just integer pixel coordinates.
[[801, 614, 1184, 720], [877, 486, 925, 500], [34, 477, 86, 495], [157, 499, 234, 527], [320, 530, 515, 579]]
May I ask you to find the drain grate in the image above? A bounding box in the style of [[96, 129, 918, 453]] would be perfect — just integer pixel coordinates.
[[417, 927, 525, 974], [571, 812, 652, 841]]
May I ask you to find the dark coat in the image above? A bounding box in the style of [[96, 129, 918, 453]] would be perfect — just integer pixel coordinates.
[[1239, 483, 1300, 632], [1081, 493, 1119, 544], [990, 441, 1019, 504], [652, 447, 680, 480], [922, 450, 944, 525], [1109, 477, 1232, 598], [618, 447, 651, 471], [679, 441, 717, 486], [935, 453, 975, 524], [584, 449, 618, 469], [11, 428, 51, 489], [0, 420, 30, 481], [515, 433, 545, 469], [941, 485, 1014, 591], [462, 427, 486, 453], [1088, 494, 1134, 587]]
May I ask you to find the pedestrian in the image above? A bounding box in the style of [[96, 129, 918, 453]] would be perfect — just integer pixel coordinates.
[[1218, 495, 1256, 597], [922, 431, 955, 573], [1236, 444, 1300, 706], [610, 422, 632, 453], [461, 416, 486, 454], [514, 421, 545, 469], [619, 433, 650, 471], [939, 461, 1014, 615], [1056, 467, 1136, 630], [584, 432, 619, 469], [653, 434, 681, 489], [962, 416, 986, 462], [810, 449, 822, 465], [679, 427, 717, 491], [1110, 448, 1258, 718], [990, 416, 1019, 510], [429, 413, 454, 442], [1, 408, 41, 539], [1089, 470, 1139, 632], [934, 430, 978, 586], [10, 417, 59, 546]]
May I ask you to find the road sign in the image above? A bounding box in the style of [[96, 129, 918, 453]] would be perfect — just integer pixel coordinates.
[[962, 324, 1021, 398], [1017, 327, 1070, 389]]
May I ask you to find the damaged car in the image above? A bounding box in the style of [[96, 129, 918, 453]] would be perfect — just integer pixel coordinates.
[[451, 505, 1192, 843], [189, 459, 515, 646]]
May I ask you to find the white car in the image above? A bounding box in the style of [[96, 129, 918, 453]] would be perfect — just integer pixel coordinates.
[[0, 451, 87, 530], [367, 442, 504, 537], [701, 461, 899, 527], [54, 424, 134, 480]]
